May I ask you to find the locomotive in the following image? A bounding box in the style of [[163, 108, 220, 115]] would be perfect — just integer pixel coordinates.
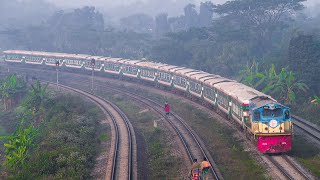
[[3, 50, 292, 153]]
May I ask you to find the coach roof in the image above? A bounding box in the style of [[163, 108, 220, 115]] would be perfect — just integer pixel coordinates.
[[203, 76, 233, 86], [136, 61, 164, 69], [214, 82, 270, 103]]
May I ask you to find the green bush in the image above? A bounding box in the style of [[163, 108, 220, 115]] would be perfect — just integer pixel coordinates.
[[7, 95, 102, 179]]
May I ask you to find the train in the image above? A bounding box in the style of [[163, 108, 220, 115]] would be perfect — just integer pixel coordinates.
[[2, 50, 292, 153]]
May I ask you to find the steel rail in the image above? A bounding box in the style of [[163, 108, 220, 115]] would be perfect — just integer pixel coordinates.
[[265, 155, 294, 180], [292, 116, 320, 142], [282, 155, 312, 180], [44, 81, 133, 180], [7, 65, 319, 180], [85, 80, 222, 180]]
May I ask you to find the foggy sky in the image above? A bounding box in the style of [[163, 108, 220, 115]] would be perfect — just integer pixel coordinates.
[[44, 0, 236, 17], [44, 0, 320, 18]]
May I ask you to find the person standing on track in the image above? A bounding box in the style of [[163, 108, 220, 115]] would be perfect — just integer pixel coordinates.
[[201, 157, 211, 180], [189, 158, 201, 180], [164, 101, 170, 116]]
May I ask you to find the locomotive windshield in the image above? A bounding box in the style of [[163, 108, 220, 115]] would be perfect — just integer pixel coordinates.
[[262, 108, 283, 118], [254, 110, 260, 121]]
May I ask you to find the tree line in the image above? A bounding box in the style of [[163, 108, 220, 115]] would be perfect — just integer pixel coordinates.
[[0, 0, 319, 110]]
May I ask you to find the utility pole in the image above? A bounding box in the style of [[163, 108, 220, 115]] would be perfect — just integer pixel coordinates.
[[56, 60, 60, 90], [91, 59, 95, 93]]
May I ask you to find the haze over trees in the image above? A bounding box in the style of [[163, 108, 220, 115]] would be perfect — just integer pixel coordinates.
[[0, 0, 319, 121]]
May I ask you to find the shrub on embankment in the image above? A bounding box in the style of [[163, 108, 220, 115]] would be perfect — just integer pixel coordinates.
[[0, 80, 103, 179]]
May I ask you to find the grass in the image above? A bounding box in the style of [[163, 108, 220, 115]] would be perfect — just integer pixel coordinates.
[[292, 102, 320, 126], [179, 101, 267, 179], [99, 133, 110, 142], [289, 135, 320, 177], [63, 76, 318, 179], [0, 93, 106, 179], [112, 85, 268, 179], [0, 126, 6, 136], [99, 91, 183, 179]]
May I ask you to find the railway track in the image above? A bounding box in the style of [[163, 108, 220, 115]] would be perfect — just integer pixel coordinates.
[[65, 75, 223, 180], [266, 154, 312, 180], [49, 82, 136, 180], [4, 65, 319, 179], [292, 115, 320, 143]]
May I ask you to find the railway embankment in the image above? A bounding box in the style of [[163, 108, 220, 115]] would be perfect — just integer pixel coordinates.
[[67, 77, 186, 179], [76, 74, 319, 179], [0, 81, 107, 179], [3, 65, 320, 179], [63, 74, 269, 179]]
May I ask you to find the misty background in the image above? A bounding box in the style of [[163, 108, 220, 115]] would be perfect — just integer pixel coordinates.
[[0, 1, 320, 179], [0, 0, 319, 111]]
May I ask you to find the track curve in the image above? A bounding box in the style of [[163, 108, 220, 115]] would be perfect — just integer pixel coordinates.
[[47, 81, 136, 180]]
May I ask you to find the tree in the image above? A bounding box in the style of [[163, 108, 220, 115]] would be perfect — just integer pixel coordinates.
[[46, 6, 104, 54], [120, 13, 153, 33], [184, 4, 199, 29], [287, 34, 320, 95], [23, 81, 49, 124], [0, 74, 26, 111], [155, 13, 170, 36], [239, 61, 265, 88], [265, 68, 308, 105], [239, 62, 279, 91], [199, 1, 214, 27], [240, 63, 308, 105], [1, 122, 37, 172], [214, 0, 306, 54]]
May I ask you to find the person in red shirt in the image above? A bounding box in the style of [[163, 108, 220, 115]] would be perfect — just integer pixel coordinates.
[[164, 101, 170, 116]]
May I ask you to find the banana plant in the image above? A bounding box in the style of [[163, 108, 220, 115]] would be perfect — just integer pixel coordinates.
[[23, 81, 49, 124], [0, 75, 17, 111], [265, 68, 308, 105], [0, 121, 37, 171]]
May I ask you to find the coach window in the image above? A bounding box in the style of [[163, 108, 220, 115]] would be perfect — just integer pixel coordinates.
[[181, 78, 186, 85]]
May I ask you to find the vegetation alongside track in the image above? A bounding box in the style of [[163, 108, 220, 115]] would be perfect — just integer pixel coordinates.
[[137, 90, 268, 179], [290, 135, 320, 177], [172, 100, 267, 179], [0, 76, 106, 179], [96, 90, 183, 179], [129, 84, 320, 178]]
